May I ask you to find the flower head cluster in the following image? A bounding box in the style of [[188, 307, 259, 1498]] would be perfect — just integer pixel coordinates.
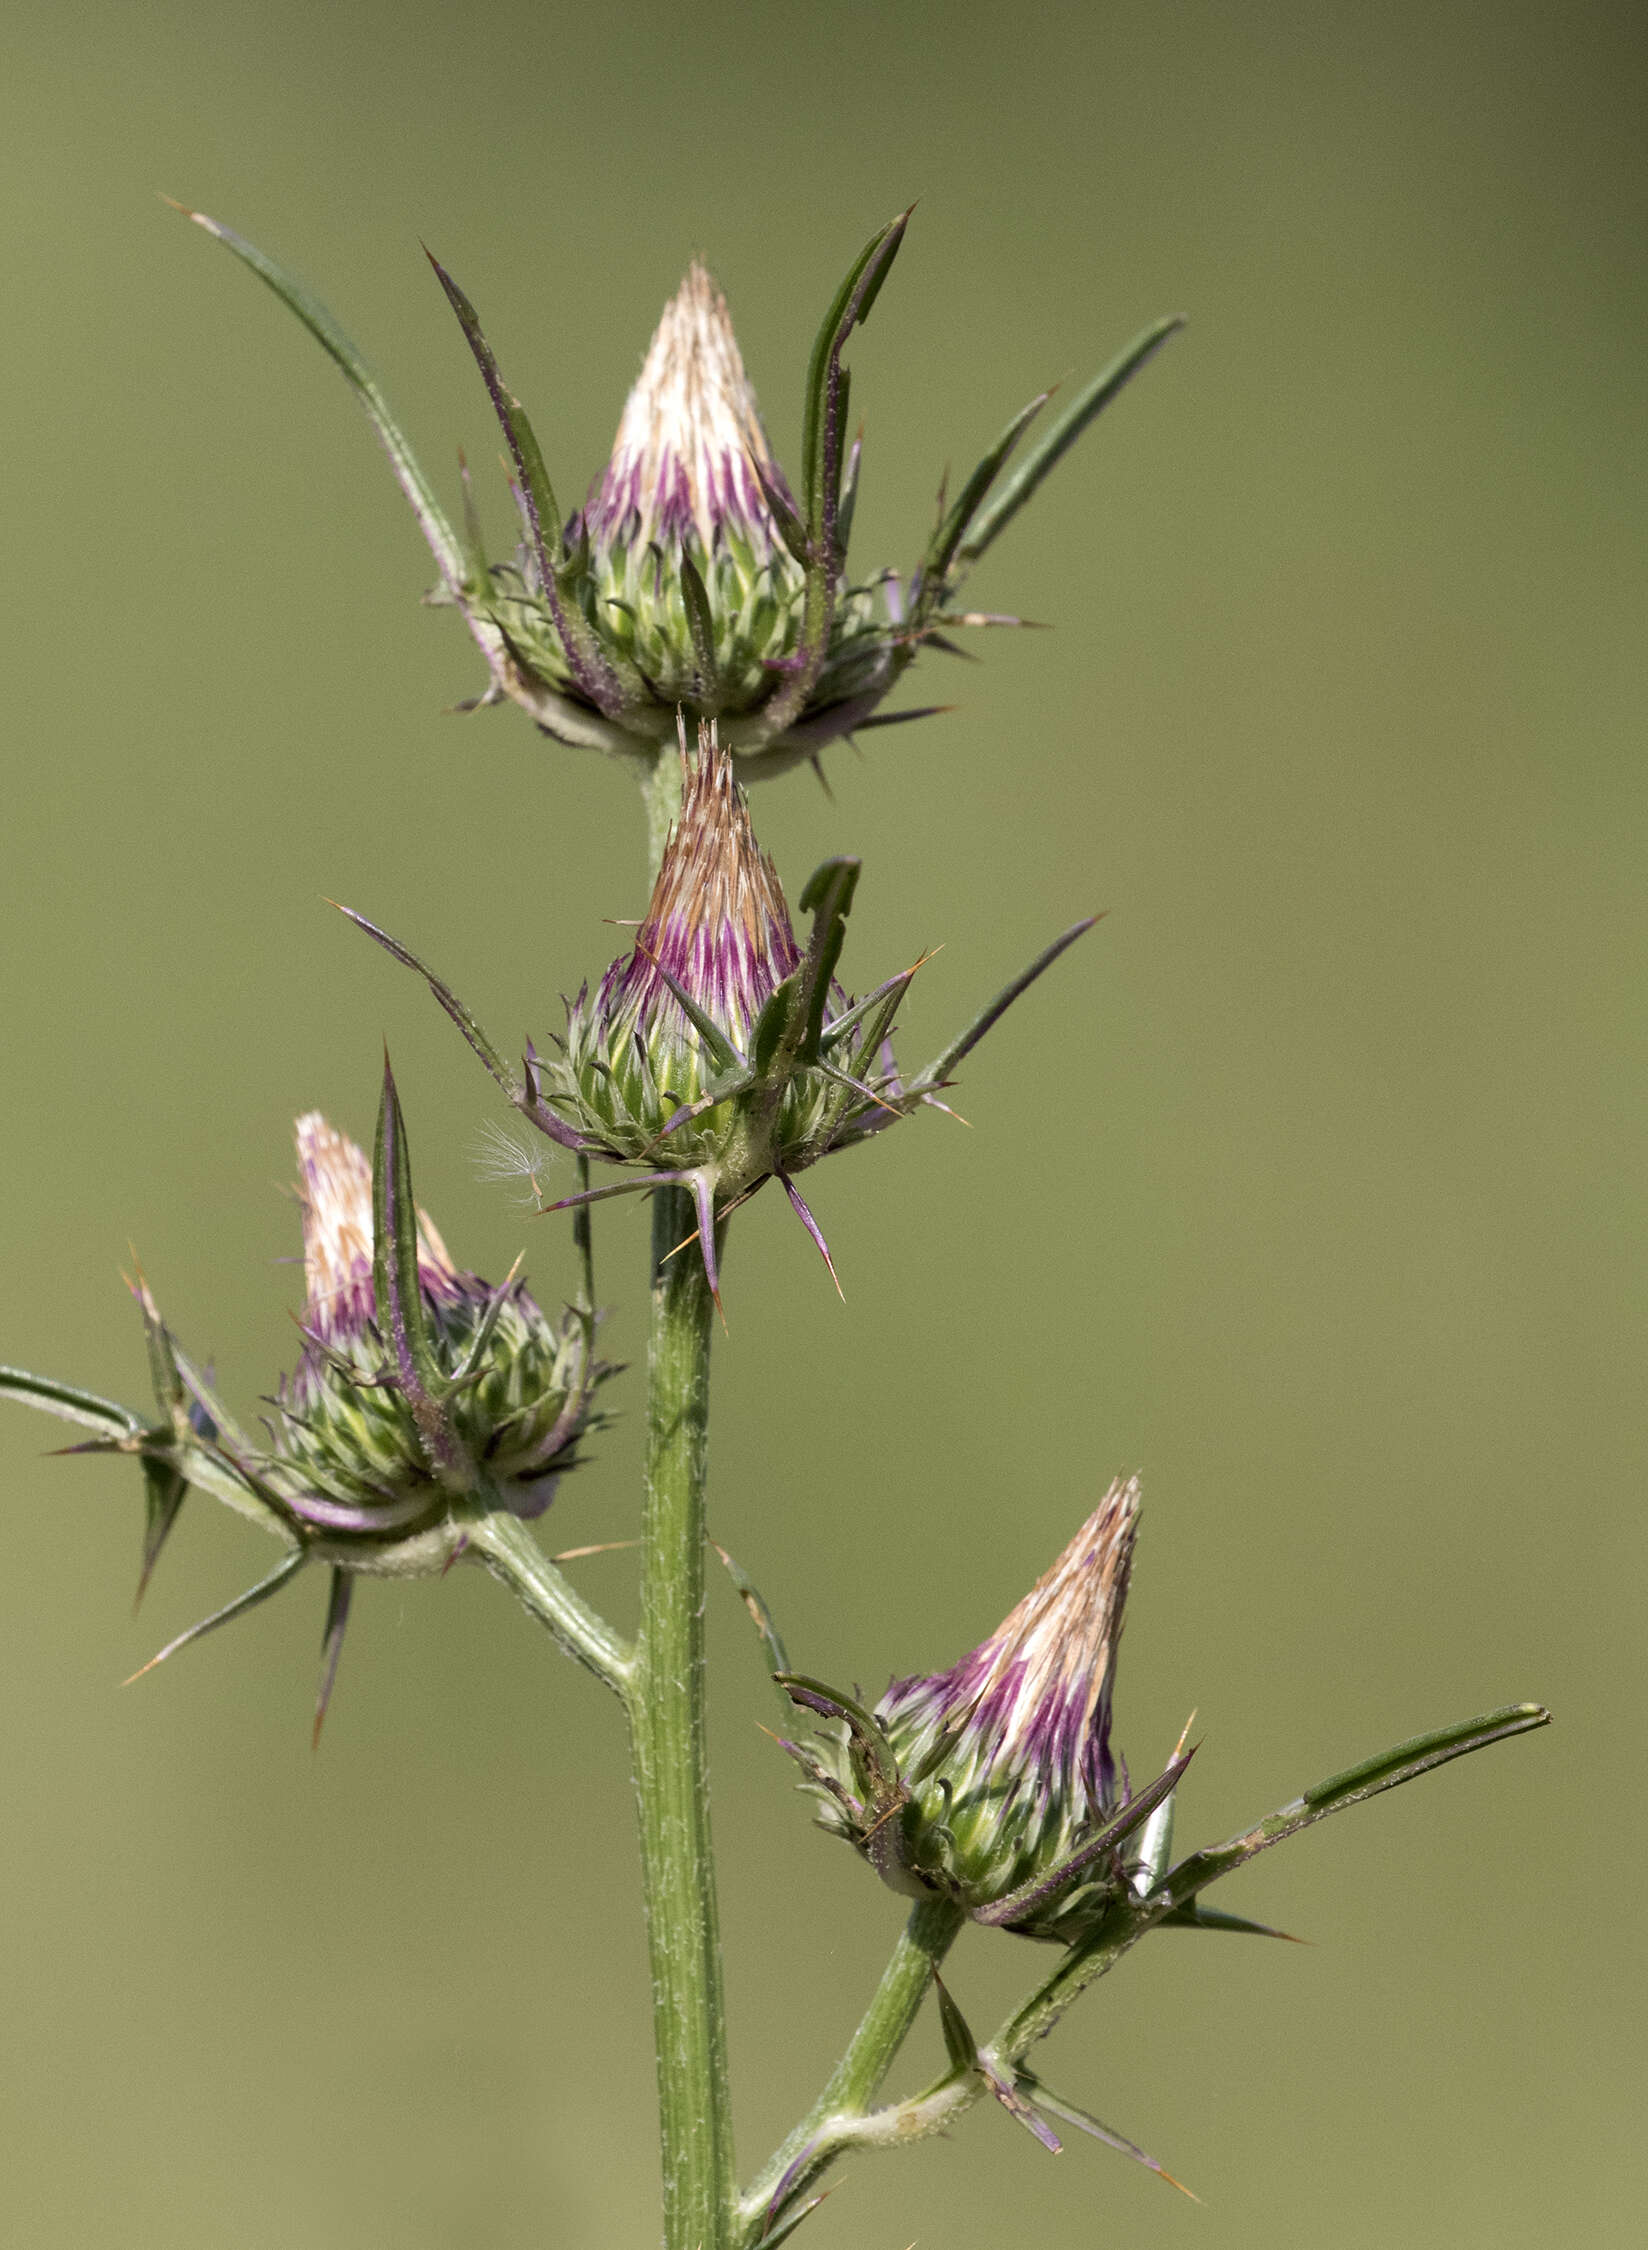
[[784, 1479, 1190, 1943], [182, 203, 1181, 777]]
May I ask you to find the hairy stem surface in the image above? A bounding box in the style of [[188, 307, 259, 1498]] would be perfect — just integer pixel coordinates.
[[629, 1183, 734, 2249]]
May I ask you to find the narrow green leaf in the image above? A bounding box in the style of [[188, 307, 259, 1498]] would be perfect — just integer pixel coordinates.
[[448, 1255, 523, 1389], [746, 449, 809, 565], [456, 450, 493, 600], [777, 1673, 902, 1806], [800, 211, 911, 535], [332, 902, 520, 1097], [424, 250, 634, 718], [920, 389, 1050, 594], [0, 1366, 142, 1441], [423, 250, 562, 560], [836, 427, 863, 557], [851, 703, 952, 731], [757, 2190, 831, 2249], [972, 1751, 1192, 1926], [171, 204, 464, 587], [910, 917, 1097, 1095], [167, 1342, 257, 1465], [1157, 1703, 1551, 1912], [750, 971, 801, 1078], [710, 1539, 794, 1712], [795, 858, 862, 1060], [137, 1454, 189, 1606], [933, 1972, 980, 2077], [372, 1054, 444, 1410], [1158, 1902, 1302, 1941], [818, 964, 917, 1053], [130, 1277, 185, 1424], [957, 314, 1185, 566]]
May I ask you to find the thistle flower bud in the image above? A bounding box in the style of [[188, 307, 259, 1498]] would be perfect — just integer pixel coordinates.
[[277, 1111, 600, 1546], [785, 1479, 1190, 1943], [593, 264, 775, 558], [340, 720, 1096, 1301], [555, 735, 811, 1169], [183, 204, 1182, 777]]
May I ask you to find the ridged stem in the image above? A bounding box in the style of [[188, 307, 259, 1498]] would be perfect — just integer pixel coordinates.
[[628, 1183, 734, 2250]]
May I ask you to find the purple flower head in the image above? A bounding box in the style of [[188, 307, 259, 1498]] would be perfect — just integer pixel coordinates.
[[584, 261, 792, 562], [294, 1111, 468, 1359], [597, 732, 801, 1067], [882, 1476, 1138, 1829]]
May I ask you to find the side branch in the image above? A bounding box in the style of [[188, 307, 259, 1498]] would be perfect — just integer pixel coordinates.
[[738, 1896, 964, 2243], [467, 1507, 634, 1695]]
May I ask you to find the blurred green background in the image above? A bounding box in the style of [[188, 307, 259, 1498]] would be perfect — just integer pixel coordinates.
[[1, 1, 1641, 2243]]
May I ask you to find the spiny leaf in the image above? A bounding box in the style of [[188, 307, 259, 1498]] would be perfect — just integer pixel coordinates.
[[372, 1054, 446, 1423], [1016, 2072, 1197, 2198], [794, 858, 862, 1059], [800, 210, 911, 536], [312, 1567, 355, 1749], [1159, 1902, 1303, 1942], [910, 917, 1098, 1095], [424, 251, 562, 564], [632, 943, 748, 1074], [448, 1254, 524, 1389], [1156, 1703, 1551, 1913], [920, 388, 1051, 593], [0, 1366, 143, 1441], [333, 900, 518, 1093], [850, 703, 952, 731], [777, 1674, 902, 1807], [973, 1749, 1194, 1927], [933, 1971, 982, 2079], [136, 1454, 189, 1608], [124, 1548, 307, 1684]]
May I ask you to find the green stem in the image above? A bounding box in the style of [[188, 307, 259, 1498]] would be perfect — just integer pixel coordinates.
[[642, 744, 686, 877], [738, 1895, 964, 2239], [628, 1184, 734, 2250], [466, 1508, 632, 1695]]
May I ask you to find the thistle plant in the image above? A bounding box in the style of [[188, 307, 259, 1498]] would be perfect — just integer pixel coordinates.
[[1, 203, 1548, 2250]]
